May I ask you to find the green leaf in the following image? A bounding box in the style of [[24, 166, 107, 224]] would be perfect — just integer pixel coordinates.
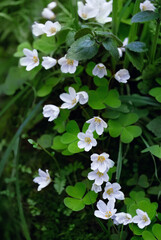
[[86, 61, 96, 76], [142, 145, 161, 158], [64, 197, 85, 211], [37, 77, 60, 97], [152, 224, 161, 240], [102, 38, 119, 62], [68, 140, 84, 154], [37, 134, 52, 149], [147, 116, 161, 137], [75, 28, 92, 40], [54, 175, 66, 195], [51, 136, 67, 150], [126, 41, 147, 53], [14, 42, 32, 57], [93, 76, 108, 87], [61, 133, 78, 144], [67, 35, 99, 61], [66, 120, 80, 134], [147, 184, 161, 195], [132, 11, 159, 23], [33, 35, 56, 54], [149, 87, 161, 103], [142, 231, 156, 240], [66, 182, 86, 199], [126, 49, 143, 71], [104, 89, 121, 108], [138, 175, 149, 188], [82, 191, 97, 205]]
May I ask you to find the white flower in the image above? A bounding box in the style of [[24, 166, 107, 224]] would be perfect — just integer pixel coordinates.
[[92, 63, 107, 78], [20, 48, 39, 71], [77, 91, 89, 105], [43, 104, 60, 121], [133, 209, 151, 229], [47, 1, 57, 10], [33, 169, 51, 191], [118, 37, 128, 58], [140, 0, 155, 12], [90, 153, 114, 173], [94, 199, 117, 220], [88, 168, 109, 185], [95, 0, 113, 24], [86, 116, 107, 135], [115, 69, 130, 83], [91, 183, 102, 193], [78, 1, 98, 20], [32, 22, 44, 37], [42, 56, 57, 69], [42, 8, 55, 19], [43, 21, 61, 37], [78, 130, 97, 152], [103, 182, 125, 201], [114, 212, 133, 225], [58, 55, 78, 74], [60, 87, 79, 109]]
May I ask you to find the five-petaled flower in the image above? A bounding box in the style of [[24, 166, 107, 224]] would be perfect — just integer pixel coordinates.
[[43, 21, 61, 37], [88, 168, 109, 185], [115, 69, 130, 83], [140, 0, 155, 12], [58, 55, 78, 74], [114, 212, 133, 225], [78, 130, 97, 152], [43, 104, 60, 121], [20, 48, 39, 71], [33, 169, 51, 191], [133, 209, 151, 229], [103, 182, 125, 201], [90, 153, 114, 173], [94, 199, 117, 220], [92, 63, 107, 78], [60, 87, 79, 109], [86, 116, 107, 135]]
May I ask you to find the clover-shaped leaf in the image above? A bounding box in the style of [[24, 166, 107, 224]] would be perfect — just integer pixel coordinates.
[[142, 145, 161, 158], [149, 87, 161, 103], [152, 224, 161, 240], [108, 113, 142, 143], [64, 182, 97, 211]]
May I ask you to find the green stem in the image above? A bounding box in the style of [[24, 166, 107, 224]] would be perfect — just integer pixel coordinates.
[[150, 19, 160, 63], [57, 0, 71, 17], [116, 140, 122, 182], [119, 224, 124, 240], [112, 0, 118, 35]]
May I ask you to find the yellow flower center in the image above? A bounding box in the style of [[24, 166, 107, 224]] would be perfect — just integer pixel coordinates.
[[96, 171, 104, 177], [142, 215, 148, 222], [85, 137, 91, 144], [105, 211, 112, 218], [97, 156, 105, 163], [33, 56, 38, 63], [106, 188, 114, 195], [142, 5, 147, 11], [72, 98, 77, 105], [94, 117, 101, 123], [98, 65, 105, 69], [67, 59, 74, 65], [46, 176, 51, 182], [82, 13, 87, 19], [50, 27, 56, 34]]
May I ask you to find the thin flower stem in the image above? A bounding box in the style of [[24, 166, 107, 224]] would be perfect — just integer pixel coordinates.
[[110, 218, 119, 233], [150, 19, 160, 63], [119, 224, 124, 240], [112, 0, 118, 36], [57, 1, 71, 17], [80, 106, 90, 119]]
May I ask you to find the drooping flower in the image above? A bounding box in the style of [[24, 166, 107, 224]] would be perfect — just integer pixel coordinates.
[[92, 63, 107, 78], [88, 168, 109, 185], [32, 22, 44, 37], [33, 169, 51, 191], [78, 130, 97, 152], [47, 1, 57, 10], [118, 37, 128, 58], [114, 212, 133, 225], [91, 183, 102, 193], [58, 55, 78, 74], [86, 116, 107, 135], [90, 153, 114, 173], [77, 1, 98, 20], [94, 199, 117, 220], [42, 56, 57, 69], [60, 87, 79, 109], [20, 48, 39, 71], [42, 8, 55, 19], [103, 182, 125, 201], [133, 209, 151, 229], [114, 69, 130, 83], [43, 21, 61, 37], [140, 0, 155, 12], [43, 104, 60, 121], [95, 0, 113, 24], [77, 91, 89, 105]]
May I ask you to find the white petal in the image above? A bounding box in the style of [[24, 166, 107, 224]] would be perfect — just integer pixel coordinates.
[[94, 210, 107, 220], [97, 200, 107, 213], [78, 140, 86, 149]]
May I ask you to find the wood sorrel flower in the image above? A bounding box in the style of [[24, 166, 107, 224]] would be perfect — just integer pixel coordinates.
[[77, 91, 89, 105], [47, 1, 57, 10], [133, 209, 151, 229], [92, 63, 107, 78], [114, 212, 133, 225], [115, 69, 130, 83], [20, 48, 39, 71], [88, 168, 109, 185], [43, 104, 60, 121], [103, 182, 125, 201], [60, 87, 79, 109], [42, 8, 55, 19], [43, 21, 61, 37], [86, 116, 107, 135], [94, 199, 117, 220], [42, 56, 57, 69], [90, 153, 114, 173], [58, 55, 78, 74], [77, 1, 98, 20], [140, 0, 155, 11], [91, 183, 102, 193], [78, 130, 97, 152], [33, 169, 51, 191], [32, 22, 44, 37]]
